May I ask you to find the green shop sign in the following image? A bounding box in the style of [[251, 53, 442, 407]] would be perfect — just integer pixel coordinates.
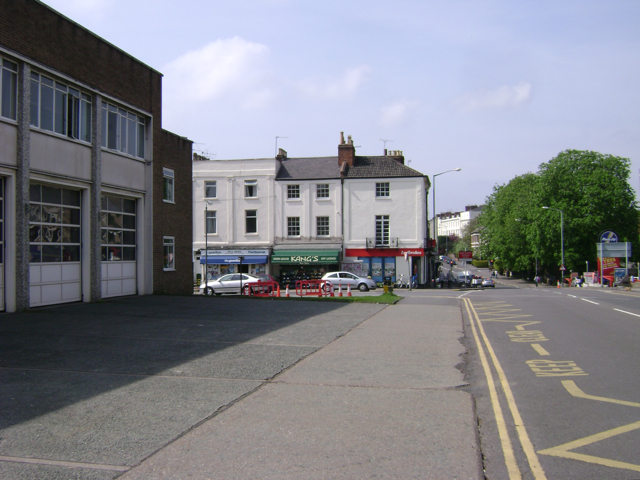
[[271, 250, 340, 265]]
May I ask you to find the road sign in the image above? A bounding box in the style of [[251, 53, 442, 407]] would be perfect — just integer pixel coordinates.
[[458, 251, 473, 259], [560, 265, 566, 271]]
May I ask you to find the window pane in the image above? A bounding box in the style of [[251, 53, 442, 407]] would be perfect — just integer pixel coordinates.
[[107, 110, 118, 149], [62, 226, 80, 243], [122, 230, 135, 245], [122, 215, 135, 229], [107, 196, 122, 212], [42, 225, 61, 242], [119, 113, 127, 153], [42, 244, 61, 262], [29, 225, 41, 242], [42, 186, 61, 204], [108, 213, 123, 228], [30, 245, 41, 263], [81, 98, 91, 142], [127, 116, 136, 156], [53, 88, 66, 135], [42, 206, 61, 224], [101, 107, 107, 147], [62, 208, 81, 225], [122, 247, 136, 261], [205, 181, 216, 198], [30, 79, 39, 126], [28, 204, 41, 222], [137, 122, 145, 158], [40, 83, 54, 131], [123, 199, 136, 213], [62, 189, 81, 206], [1, 68, 16, 120], [29, 184, 41, 202], [63, 245, 80, 262]]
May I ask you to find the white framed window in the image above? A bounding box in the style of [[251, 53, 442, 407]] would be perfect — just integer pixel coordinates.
[[287, 184, 300, 199], [1, 59, 17, 121], [316, 184, 329, 199], [100, 194, 136, 262], [375, 215, 390, 246], [100, 101, 145, 158], [205, 181, 217, 199], [30, 72, 91, 141], [376, 182, 390, 197], [245, 210, 257, 234], [287, 217, 300, 237], [244, 179, 258, 198], [163, 168, 174, 203], [206, 210, 216, 234], [316, 216, 329, 237], [163, 237, 175, 270]]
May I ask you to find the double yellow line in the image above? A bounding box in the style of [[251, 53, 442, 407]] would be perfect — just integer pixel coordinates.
[[463, 298, 547, 479]]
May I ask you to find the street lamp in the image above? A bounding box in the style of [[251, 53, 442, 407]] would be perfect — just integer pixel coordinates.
[[238, 256, 245, 295], [433, 168, 461, 256], [204, 201, 214, 283], [542, 206, 564, 286]]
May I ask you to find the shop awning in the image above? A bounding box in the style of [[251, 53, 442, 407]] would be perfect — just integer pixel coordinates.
[[200, 255, 268, 265], [271, 250, 340, 265]]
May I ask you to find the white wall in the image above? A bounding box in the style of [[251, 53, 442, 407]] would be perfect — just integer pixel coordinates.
[[343, 177, 426, 249]]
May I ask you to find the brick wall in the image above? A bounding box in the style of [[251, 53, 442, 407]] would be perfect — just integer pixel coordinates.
[[154, 130, 193, 295]]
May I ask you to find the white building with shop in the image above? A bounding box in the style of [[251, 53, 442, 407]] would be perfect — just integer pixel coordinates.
[[192, 134, 430, 286], [192, 156, 276, 280]]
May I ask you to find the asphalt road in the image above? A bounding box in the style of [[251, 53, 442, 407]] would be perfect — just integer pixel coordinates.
[[453, 279, 640, 479]]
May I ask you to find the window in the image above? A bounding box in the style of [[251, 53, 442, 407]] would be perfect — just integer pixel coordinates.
[[244, 179, 257, 198], [287, 217, 300, 237], [100, 101, 145, 158], [205, 210, 216, 234], [287, 184, 300, 199], [163, 168, 174, 203], [29, 184, 82, 263], [204, 181, 217, 198], [1, 59, 17, 120], [163, 237, 175, 270], [30, 72, 91, 141], [316, 184, 329, 199], [100, 194, 136, 262], [376, 182, 390, 197], [316, 216, 329, 237], [245, 210, 257, 234], [375, 215, 390, 246]]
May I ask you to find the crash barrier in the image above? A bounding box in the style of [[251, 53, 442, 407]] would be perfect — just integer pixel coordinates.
[[295, 280, 335, 297], [243, 281, 280, 297]]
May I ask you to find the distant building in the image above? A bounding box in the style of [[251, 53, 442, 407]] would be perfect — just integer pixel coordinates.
[[193, 133, 431, 285], [436, 205, 484, 239], [0, 0, 192, 311]]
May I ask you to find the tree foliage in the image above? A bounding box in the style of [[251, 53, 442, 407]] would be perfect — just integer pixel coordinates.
[[477, 150, 639, 276]]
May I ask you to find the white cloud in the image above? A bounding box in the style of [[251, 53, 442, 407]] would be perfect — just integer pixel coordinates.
[[379, 100, 418, 128], [297, 65, 371, 100], [455, 82, 532, 111], [162, 37, 273, 109]]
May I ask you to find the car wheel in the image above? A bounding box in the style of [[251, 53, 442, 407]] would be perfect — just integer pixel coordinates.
[[358, 283, 369, 292], [206, 287, 214, 296]]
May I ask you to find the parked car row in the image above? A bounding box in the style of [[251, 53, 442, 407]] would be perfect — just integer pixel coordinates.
[[436, 272, 495, 289], [199, 271, 376, 295]]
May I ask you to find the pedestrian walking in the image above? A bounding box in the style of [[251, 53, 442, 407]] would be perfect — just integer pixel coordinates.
[[534, 275, 540, 287], [446, 270, 454, 289]]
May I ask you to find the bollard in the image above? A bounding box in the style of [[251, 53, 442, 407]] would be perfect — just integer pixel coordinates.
[[338, 283, 343, 297], [347, 284, 352, 297]]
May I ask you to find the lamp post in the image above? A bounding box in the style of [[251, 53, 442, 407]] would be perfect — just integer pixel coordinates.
[[433, 168, 461, 256], [238, 256, 245, 295], [204, 203, 209, 284], [542, 206, 564, 286]]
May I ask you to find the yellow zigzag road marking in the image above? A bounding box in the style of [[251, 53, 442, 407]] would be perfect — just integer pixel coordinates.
[[537, 381, 640, 472], [515, 321, 541, 330]]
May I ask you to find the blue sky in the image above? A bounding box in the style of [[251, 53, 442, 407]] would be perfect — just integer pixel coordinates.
[[42, 0, 640, 213]]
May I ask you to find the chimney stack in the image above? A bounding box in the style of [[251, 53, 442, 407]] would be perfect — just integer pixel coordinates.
[[387, 150, 405, 164], [276, 148, 287, 161], [338, 131, 355, 167]]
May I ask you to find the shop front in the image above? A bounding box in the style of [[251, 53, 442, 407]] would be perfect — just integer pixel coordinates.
[[271, 248, 340, 287], [200, 249, 269, 280], [343, 248, 424, 284]]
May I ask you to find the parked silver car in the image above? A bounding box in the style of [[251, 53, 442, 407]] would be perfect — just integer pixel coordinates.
[[321, 271, 377, 292], [199, 273, 261, 295]]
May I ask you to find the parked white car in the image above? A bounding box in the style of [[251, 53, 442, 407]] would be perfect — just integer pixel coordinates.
[[199, 273, 261, 295], [321, 272, 377, 292]]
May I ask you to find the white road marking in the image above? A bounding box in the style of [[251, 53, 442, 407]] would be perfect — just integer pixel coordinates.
[[581, 298, 599, 305], [614, 308, 640, 318]]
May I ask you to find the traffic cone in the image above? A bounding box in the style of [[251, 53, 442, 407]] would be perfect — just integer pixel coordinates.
[[347, 284, 352, 297], [277, 285, 281, 297], [557, 281, 560, 289], [285, 285, 290, 297], [338, 283, 343, 297]]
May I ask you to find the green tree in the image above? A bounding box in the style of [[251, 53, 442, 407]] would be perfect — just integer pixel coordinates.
[[478, 150, 639, 277]]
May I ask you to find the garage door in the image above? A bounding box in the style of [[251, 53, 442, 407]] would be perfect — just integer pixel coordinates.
[[101, 194, 137, 297], [29, 184, 82, 307]]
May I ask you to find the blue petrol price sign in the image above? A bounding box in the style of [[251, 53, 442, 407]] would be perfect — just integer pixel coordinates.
[[599, 230, 618, 243]]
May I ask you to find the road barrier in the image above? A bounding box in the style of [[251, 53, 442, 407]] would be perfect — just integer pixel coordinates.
[[295, 280, 335, 297], [244, 281, 280, 297]]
